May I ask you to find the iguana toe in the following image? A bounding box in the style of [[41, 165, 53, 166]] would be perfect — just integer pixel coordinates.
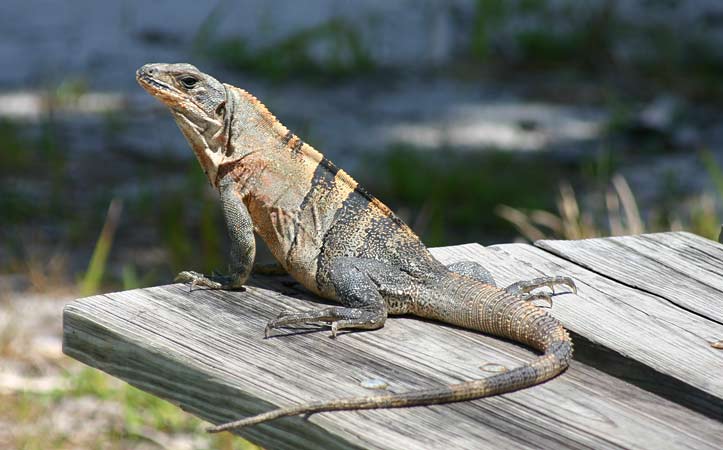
[[506, 276, 576, 296], [175, 270, 244, 291], [521, 292, 554, 308]]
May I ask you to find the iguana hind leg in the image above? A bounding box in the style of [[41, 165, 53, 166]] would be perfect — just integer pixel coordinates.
[[176, 178, 255, 290], [447, 261, 575, 307], [265, 257, 392, 337]]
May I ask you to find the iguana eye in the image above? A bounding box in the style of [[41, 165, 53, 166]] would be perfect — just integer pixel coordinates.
[[180, 76, 199, 89]]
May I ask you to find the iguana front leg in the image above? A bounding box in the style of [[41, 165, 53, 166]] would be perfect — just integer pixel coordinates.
[[265, 257, 391, 337], [176, 180, 255, 289], [447, 261, 575, 306]]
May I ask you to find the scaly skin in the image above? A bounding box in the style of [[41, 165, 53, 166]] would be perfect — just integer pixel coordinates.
[[136, 63, 577, 433]]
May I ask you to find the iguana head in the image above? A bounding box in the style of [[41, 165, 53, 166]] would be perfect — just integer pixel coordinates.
[[137, 63, 231, 186]]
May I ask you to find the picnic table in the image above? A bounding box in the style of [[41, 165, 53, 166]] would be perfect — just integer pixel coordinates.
[[62, 231, 723, 449]]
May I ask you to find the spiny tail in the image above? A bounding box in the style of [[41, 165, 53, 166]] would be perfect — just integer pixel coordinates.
[[208, 274, 572, 433]]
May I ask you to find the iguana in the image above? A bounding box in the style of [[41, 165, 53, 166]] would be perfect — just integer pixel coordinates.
[[136, 63, 576, 433]]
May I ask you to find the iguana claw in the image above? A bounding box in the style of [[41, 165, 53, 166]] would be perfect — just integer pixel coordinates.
[[175, 270, 244, 291], [503, 276, 578, 307], [522, 292, 554, 307]]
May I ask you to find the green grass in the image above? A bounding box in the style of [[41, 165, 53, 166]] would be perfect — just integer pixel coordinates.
[[59, 368, 199, 434], [0, 120, 34, 173], [69, 157, 229, 292], [79, 199, 123, 296], [701, 150, 723, 198], [0, 120, 45, 225], [0, 365, 263, 449], [496, 150, 723, 242], [0, 113, 228, 292], [195, 13, 374, 82], [633, 27, 723, 100], [156, 162, 226, 276], [470, 0, 509, 62], [470, 0, 615, 72], [0, 117, 69, 224], [362, 146, 566, 245], [61, 367, 262, 449], [466, 1, 723, 101], [366, 144, 723, 245]]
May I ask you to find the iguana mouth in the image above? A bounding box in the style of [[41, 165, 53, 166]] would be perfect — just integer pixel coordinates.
[[136, 69, 183, 106], [136, 71, 170, 92], [136, 65, 208, 124]]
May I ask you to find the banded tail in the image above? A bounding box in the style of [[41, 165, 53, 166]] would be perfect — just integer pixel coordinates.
[[208, 273, 572, 432]]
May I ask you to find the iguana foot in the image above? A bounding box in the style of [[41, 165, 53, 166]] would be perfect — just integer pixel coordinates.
[[266, 257, 392, 338], [265, 306, 385, 338], [446, 262, 577, 307], [175, 270, 245, 291], [506, 276, 576, 307]]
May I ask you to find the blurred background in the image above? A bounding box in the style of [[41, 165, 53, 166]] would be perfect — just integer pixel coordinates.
[[2, 0, 723, 448]]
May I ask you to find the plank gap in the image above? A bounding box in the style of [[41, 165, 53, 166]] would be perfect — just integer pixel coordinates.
[[534, 239, 723, 328]]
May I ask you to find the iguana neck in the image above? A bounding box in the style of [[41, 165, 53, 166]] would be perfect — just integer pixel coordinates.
[[212, 85, 292, 186]]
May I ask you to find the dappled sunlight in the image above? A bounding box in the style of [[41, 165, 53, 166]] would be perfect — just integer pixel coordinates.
[[0, 90, 126, 120], [384, 101, 603, 151]]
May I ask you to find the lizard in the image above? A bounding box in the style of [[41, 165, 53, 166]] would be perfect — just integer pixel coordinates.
[[136, 63, 577, 433]]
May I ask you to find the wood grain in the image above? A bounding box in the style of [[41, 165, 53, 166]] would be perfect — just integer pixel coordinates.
[[63, 238, 723, 449], [436, 242, 723, 412], [535, 232, 723, 324]]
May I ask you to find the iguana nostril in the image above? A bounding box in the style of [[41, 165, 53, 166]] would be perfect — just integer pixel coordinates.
[[139, 65, 156, 77]]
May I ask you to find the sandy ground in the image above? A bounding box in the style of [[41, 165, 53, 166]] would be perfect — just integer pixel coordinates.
[[0, 287, 249, 449]]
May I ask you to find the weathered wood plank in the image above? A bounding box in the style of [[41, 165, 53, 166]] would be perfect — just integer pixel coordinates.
[[535, 232, 723, 324], [438, 242, 723, 413], [63, 247, 723, 450]]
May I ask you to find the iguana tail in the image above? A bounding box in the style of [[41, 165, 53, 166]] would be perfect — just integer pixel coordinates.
[[207, 273, 572, 433]]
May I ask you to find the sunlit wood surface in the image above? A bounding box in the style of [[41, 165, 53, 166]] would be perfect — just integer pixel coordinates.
[[63, 232, 723, 449]]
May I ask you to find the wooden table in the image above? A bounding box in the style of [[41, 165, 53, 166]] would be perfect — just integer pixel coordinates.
[[62, 232, 723, 449]]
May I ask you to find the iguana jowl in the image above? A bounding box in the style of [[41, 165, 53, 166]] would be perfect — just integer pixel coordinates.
[[136, 63, 576, 433]]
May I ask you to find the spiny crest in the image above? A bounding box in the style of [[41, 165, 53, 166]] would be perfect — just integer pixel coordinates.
[[230, 83, 408, 230], [231, 85, 290, 139]]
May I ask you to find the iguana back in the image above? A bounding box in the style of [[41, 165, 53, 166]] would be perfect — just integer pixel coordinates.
[[213, 85, 439, 299]]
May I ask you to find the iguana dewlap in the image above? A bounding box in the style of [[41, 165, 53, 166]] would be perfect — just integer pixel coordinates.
[[136, 63, 576, 432]]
